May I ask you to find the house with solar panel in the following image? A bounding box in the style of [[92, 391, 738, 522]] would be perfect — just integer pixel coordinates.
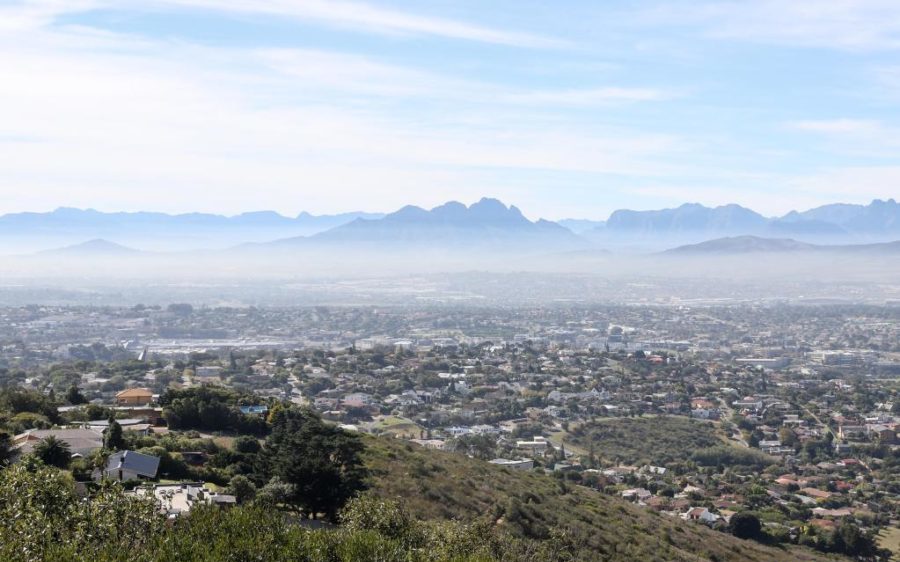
[[102, 450, 161, 482]]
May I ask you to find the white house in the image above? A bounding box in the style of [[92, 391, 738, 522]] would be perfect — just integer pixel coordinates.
[[682, 507, 719, 524]]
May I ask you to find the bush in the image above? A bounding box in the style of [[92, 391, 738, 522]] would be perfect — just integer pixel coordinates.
[[0, 464, 569, 562], [729, 512, 761, 540]]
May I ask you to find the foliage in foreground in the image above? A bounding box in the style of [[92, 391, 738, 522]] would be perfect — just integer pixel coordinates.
[[0, 465, 569, 562]]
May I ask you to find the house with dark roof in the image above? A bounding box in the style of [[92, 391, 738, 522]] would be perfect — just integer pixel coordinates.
[[14, 428, 104, 457], [103, 450, 160, 482]]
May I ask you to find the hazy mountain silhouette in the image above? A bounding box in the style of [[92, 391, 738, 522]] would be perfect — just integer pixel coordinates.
[[3, 198, 899, 254], [781, 198, 899, 235], [605, 203, 767, 234], [0, 208, 385, 252], [588, 199, 899, 248], [664, 235, 900, 254], [663, 236, 817, 254], [262, 198, 585, 252], [38, 239, 141, 256]]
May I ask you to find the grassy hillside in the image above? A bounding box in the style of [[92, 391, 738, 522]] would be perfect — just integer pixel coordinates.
[[877, 526, 900, 561], [363, 435, 837, 562]]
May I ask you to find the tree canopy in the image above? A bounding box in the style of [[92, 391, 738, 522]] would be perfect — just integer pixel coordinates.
[[261, 407, 367, 520]]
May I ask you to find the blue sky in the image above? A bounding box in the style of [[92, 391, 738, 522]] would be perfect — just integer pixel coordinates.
[[1, 0, 899, 219]]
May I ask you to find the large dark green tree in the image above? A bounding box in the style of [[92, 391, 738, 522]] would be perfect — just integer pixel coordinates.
[[262, 407, 367, 520], [66, 384, 87, 405], [104, 415, 125, 451], [729, 512, 761, 540], [159, 386, 266, 435]]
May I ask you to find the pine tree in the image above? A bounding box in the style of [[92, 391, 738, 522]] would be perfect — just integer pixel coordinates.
[[104, 414, 125, 451]]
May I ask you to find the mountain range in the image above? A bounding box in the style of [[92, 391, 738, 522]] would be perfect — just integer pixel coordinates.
[[0, 207, 385, 252], [589, 199, 899, 244], [260, 198, 584, 252], [2, 197, 898, 255]]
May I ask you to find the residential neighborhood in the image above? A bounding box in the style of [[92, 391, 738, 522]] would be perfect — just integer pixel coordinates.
[[0, 302, 897, 558]]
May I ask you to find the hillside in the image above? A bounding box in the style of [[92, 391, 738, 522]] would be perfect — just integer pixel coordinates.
[[37, 238, 142, 256], [363, 435, 834, 562], [663, 236, 900, 255], [663, 236, 818, 254]]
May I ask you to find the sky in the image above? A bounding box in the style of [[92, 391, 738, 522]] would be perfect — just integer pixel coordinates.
[[1, 0, 899, 220]]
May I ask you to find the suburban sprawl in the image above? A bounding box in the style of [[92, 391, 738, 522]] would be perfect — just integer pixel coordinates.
[[1, 302, 898, 561]]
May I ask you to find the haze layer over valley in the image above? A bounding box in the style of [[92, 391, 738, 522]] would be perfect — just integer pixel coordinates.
[[1, 198, 898, 307]]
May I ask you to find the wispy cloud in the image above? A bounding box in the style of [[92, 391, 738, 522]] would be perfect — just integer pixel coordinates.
[[0, 17, 679, 215], [790, 119, 883, 134], [503, 87, 671, 106], [3, 0, 568, 48], [788, 118, 900, 155], [645, 0, 900, 51], [790, 166, 900, 200], [146, 0, 568, 49], [258, 49, 673, 108]]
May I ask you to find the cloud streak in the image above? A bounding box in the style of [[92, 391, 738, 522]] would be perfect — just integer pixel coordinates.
[[646, 0, 900, 51], [3, 0, 567, 48], [0, 18, 679, 216]]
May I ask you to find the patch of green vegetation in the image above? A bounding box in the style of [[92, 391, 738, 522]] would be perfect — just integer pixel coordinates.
[[567, 416, 729, 466], [692, 445, 775, 470], [370, 416, 424, 438]]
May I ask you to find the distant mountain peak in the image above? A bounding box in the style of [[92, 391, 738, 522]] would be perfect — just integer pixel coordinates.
[[664, 235, 817, 254], [39, 238, 141, 256], [606, 202, 767, 234]]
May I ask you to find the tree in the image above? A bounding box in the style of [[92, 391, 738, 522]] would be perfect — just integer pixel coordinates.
[[831, 521, 878, 557], [729, 512, 761, 540], [254, 476, 294, 507], [66, 385, 87, 405], [778, 427, 798, 448], [450, 434, 496, 460], [0, 432, 12, 465], [32, 436, 72, 469], [0, 464, 164, 560], [227, 475, 257, 504], [340, 495, 415, 542], [167, 303, 193, 316], [262, 407, 367, 520], [748, 430, 762, 449], [104, 415, 124, 451], [232, 435, 261, 455], [0, 387, 60, 423]]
